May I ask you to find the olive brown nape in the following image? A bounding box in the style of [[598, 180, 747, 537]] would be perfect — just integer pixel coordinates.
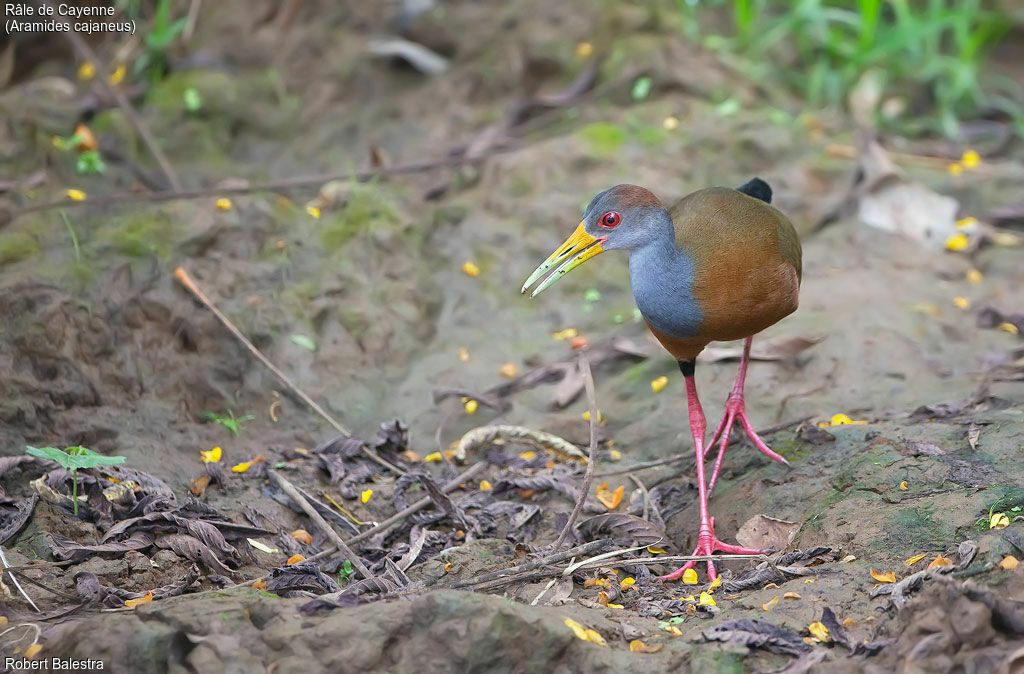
[[522, 178, 802, 583]]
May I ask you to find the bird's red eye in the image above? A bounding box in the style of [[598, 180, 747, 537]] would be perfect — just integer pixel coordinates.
[[600, 211, 621, 228]]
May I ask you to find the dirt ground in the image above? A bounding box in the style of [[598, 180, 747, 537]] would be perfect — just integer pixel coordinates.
[[1, 1, 1023, 673]]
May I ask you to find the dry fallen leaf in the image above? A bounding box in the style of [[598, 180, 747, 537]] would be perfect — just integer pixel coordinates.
[[125, 591, 153, 608], [251, 580, 268, 591], [700, 334, 825, 364], [736, 513, 800, 551], [1000, 555, 1019, 570], [25, 644, 42, 660], [870, 569, 896, 583], [287, 554, 306, 565], [189, 474, 211, 498]]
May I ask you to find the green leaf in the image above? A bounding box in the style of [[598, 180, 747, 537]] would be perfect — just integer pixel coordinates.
[[630, 76, 653, 101], [26, 446, 74, 467], [290, 334, 317, 351]]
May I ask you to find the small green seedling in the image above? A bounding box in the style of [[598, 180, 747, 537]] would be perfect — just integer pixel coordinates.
[[204, 410, 255, 437], [338, 560, 355, 584], [25, 445, 126, 516]]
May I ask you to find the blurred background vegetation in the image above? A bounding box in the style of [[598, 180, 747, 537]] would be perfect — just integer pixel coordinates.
[[675, 0, 1022, 138]]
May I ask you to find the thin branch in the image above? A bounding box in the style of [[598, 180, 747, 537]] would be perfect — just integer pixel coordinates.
[[45, 1, 181, 190], [595, 416, 810, 478], [266, 468, 372, 580], [173, 267, 404, 476], [551, 353, 598, 549], [11, 148, 513, 220], [449, 539, 610, 589], [0, 546, 39, 612], [306, 461, 489, 561]]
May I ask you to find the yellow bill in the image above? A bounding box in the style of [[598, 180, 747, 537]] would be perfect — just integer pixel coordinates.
[[521, 222, 605, 297]]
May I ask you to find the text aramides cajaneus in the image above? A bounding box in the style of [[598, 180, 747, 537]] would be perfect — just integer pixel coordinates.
[[522, 178, 802, 581]]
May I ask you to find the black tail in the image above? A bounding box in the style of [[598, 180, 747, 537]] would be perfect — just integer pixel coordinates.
[[737, 177, 772, 204]]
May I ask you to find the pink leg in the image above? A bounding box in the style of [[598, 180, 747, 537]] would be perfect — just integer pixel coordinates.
[[704, 336, 789, 497], [659, 372, 763, 583]]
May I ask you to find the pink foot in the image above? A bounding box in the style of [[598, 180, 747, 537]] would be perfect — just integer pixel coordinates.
[[704, 393, 789, 497], [659, 516, 763, 582]]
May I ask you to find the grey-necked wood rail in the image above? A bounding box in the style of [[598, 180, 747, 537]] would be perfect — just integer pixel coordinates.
[[522, 178, 802, 581]]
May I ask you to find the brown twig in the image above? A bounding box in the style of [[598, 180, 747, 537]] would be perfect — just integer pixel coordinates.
[[629, 474, 650, 522], [266, 469, 372, 580], [595, 416, 811, 478], [306, 461, 489, 562], [44, 2, 181, 191], [551, 353, 598, 549], [11, 149, 513, 220], [173, 267, 404, 476], [449, 539, 610, 589]]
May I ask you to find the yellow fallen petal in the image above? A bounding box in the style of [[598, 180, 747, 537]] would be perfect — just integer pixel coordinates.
[[784, 592, 801, 600], [305, 204, 321, 219], [109, 64, 126, 85], [423, 451, 443, 462], [66, 188, 87, 201], [679, 594, 696, 602], [499, 363, 518, 378], [651, 376, 668, 393], [998, 322, 1020, 336], [869, 569, 896, 583], [479, 480, 493, 491], [682, 568, 698, 584], [808, 621, 831, 643], [125, 590, 153, 608], [629, 640, 664, 653], [708, 575, 722, 592], [291, 529, 312, 544], [247, 538, 278, 554], [904, 553, 927, 566], [606, 603, 624, 609], [804, 576, 818, 583], [842, 617, 856, 628], [956, 216, 979, 229], [564, 618, 607, 646], [581, 410, 605, 423], [216, 197, 232, 211], [200, 446, 222, 463], [78, 61, 96, 81], [763, 583, 780, 590], [519, 451, 536, 460], [464, 399, 478, 415], [595, 483, 624, 510], [552, 328, 578, 340], [945, 232, 969, 251], [647, 545, 666, 554], [286, 554, 305, 565], [927, 554, 952, 569], [457, 347, 470, 362], [961, 149, 980, 169], [361, 489, 373, 504], [610, 449, 622, 461], [991, 512, 1011, 529], [1000, 555, 1019, 570], [664, 625, 684, 636], [899, 481, 909, 491], [462, 261, 480, 276], [966, 269, 983, 285], [948, 162, 963, 176], [25, 644, 42, 660], [841, 554, 857, 563], [826, 413, 868, 426], [231, 461, 251, 473], [662, 116, 680, 131], [762, 596, 779, 611], [952, 297, 969, 310], [575, 42, 593, 58], [699, 591, 716, 606], [620, 577, 635, 590]]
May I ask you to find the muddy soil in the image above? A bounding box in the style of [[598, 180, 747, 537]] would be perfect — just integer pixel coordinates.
[[1, 1, 1023, 673]]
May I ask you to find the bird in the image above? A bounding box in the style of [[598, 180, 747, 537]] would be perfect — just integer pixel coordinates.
[[522, 178, 801, 581]]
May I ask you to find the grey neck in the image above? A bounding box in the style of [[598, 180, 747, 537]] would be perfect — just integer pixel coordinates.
[[627, 214, 702, 339]]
